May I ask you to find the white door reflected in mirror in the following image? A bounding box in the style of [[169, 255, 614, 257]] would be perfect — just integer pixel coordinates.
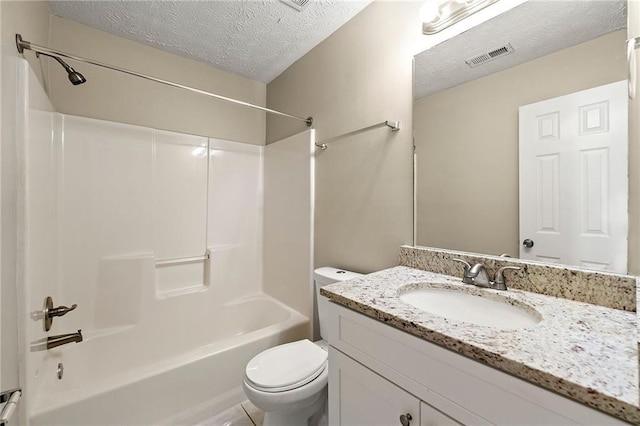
[[518, 81, 628, 273]]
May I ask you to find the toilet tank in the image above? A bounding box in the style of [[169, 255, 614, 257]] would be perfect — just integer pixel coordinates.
[[314, 267, 362, 340]]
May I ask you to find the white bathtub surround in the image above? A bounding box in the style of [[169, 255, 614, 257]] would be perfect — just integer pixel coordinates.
[[263, 130, 316, 332], [320, 266, 638, 423], [17, 61, 60, 424], [400, 246, 636, 311], [19, 63, 315, 425]]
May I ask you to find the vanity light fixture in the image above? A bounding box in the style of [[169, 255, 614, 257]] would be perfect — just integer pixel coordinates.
[[420, 0, 500, 35]]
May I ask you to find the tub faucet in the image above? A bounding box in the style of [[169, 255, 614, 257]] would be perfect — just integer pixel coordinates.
[[47, 330, 83, 350]]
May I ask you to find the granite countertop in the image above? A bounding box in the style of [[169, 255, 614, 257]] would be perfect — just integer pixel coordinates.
[[321, 266, 639, 424]]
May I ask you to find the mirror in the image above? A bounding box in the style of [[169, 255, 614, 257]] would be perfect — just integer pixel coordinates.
[[413, 0, 632, 273]]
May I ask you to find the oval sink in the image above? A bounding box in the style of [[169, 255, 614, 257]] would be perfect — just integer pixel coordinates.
[[398, 287, 541, 329]]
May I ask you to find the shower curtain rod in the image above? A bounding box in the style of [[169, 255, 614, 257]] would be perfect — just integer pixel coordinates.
[[15, 34, 313, 127], [315, 120, 400, 150]]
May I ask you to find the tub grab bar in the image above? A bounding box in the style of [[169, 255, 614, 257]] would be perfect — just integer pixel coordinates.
[[0, 389, 21, 426], [155, 252, 210, 266]]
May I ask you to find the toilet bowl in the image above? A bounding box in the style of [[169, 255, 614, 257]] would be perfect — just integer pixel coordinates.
[[242, 340, 329, 426], [242, 267, 362, 426]]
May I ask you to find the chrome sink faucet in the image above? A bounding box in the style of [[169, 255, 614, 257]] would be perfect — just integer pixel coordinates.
[[468, 263, 490, 286], [452, 259, 490, 286], [492, 266, 522, 290], [452, 259, 474, 284], [452, 259, 521, 291]]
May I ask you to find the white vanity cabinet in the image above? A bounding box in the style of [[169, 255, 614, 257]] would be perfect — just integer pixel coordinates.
[[329, 347, 460, 426], [326, 301, 630, 425], [329, 348, 420, 425], [420, 403, 462, 426]]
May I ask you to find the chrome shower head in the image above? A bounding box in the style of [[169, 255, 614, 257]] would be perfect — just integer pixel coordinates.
[[52, 56, 87, 86], [66, 68, 87, 86], [36, 51, 87, 86]]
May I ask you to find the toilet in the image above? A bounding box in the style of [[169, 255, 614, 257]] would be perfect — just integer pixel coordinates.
[[242, 267, 362, 426]]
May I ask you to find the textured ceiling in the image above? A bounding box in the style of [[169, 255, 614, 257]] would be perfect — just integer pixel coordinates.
[[414, 0, 627, 99], [47, 0, 371, 83]]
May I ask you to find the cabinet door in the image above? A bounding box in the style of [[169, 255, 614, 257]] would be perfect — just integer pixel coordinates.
[[329, 347, 420, 426], [420, 402, 461, 426]]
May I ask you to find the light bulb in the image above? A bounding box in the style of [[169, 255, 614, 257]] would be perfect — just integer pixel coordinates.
[[419, 0, 441, 23]]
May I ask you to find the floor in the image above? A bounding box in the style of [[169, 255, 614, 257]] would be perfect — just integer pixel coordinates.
[[196, 401, 264, 426]]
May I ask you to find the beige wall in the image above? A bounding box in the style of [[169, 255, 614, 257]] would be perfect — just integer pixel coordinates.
[[628, 0, 639, 275], [48, 15, 266, 145], [267, 1, 421, 274], [1, 0, 51, 391], [414, 31, 629, 261]]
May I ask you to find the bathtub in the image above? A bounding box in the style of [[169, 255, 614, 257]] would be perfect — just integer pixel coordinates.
[[29, 294, 308, 425]]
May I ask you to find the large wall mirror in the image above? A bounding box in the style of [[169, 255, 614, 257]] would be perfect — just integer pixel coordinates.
[[413, 0, 634, 273]]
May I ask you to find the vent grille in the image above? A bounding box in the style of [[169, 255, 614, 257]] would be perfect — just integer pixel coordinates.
[[465, 43, 514, 68], [279, 0, 310, 11]]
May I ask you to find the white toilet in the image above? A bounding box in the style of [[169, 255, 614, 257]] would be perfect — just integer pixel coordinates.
[[242, 267, 362, 426]]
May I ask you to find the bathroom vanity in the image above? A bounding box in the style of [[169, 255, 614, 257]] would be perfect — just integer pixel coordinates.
[[321, 264, 638, 425]]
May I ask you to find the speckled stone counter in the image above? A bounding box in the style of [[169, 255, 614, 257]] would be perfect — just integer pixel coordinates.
[[400, 246, 636, 312], [321, 266, 639, 424]]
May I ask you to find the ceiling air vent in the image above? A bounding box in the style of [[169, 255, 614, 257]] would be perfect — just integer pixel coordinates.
[[279, 0, 310, 11], [465, 43, 514, 68]]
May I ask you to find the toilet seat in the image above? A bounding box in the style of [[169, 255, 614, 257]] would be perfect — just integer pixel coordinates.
[[245, 339, 328, 393]]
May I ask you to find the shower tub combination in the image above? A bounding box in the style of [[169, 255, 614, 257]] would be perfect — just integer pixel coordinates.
[[30, 296, 307, 425], [19, 61, 313, 425]]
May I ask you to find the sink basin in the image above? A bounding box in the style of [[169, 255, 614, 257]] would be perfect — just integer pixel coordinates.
[[398, 287, 541, 329]]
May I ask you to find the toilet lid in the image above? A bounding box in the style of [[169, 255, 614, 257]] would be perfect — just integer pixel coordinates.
[[245, 339, 328, 392]]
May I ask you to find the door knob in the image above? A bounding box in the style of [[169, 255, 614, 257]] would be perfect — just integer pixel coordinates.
[[522, 239, 534, 248], [399, 413, 412, 426], [43, 297, 78, 331]]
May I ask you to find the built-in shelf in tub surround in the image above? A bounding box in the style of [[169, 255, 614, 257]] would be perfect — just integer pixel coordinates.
[[399, 246, 636, 312], [320, 266, 639, 424]]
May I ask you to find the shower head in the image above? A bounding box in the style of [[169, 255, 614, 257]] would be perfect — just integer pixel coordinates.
[[52, 56, 87, 85], [37, 51, 87, 86], [67, 69, 87, 86]]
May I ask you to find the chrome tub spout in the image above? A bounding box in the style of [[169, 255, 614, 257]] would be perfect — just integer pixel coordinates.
[[47, 330, 83, 350]]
